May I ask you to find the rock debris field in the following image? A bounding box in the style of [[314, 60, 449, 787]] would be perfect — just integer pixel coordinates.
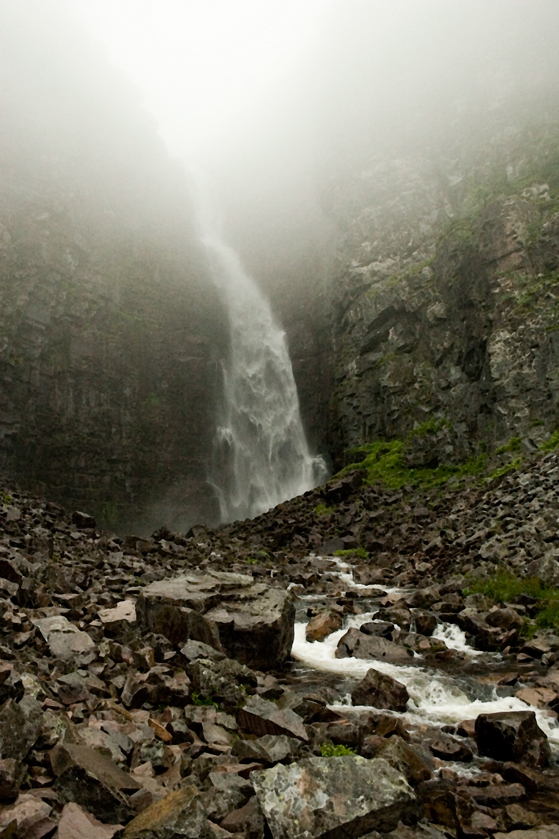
[[1, 455, 559, 837]]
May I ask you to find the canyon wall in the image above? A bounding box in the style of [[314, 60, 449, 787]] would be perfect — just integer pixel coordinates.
[[0, 2, 225, 530]]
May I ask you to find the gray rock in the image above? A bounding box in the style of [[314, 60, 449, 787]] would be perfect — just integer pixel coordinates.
[[238, 696, 308, 741], [351, 668, 409, 711], [137, 572, 294, 669], [252, 756, 417, 839], [336, 628, 412, 664]]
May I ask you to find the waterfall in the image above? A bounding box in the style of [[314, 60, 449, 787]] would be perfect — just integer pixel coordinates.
[[192, 173, 327, 523]]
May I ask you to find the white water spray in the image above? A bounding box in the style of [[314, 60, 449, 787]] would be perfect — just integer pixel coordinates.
[[192, 173, 327, 522]]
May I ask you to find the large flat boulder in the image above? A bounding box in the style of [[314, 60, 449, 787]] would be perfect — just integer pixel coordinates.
[[252, 756, 417, 839], [136, 571, 294, 670]]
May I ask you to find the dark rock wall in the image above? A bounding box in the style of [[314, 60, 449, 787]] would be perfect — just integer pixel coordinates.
[[0, 2, 225, 531], [322, 107, 559, 467]]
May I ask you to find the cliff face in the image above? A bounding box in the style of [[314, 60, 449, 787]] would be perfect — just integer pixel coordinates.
[[323, 106, 559, 467], [0, 2, 225, 531]]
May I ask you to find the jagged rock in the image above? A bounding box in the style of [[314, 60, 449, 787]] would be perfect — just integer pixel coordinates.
[[0, 697, 42, 761], [232, 734, 302, 765], [122, 785, 215, 839], [0, 793, 53, 837], [32, 615, 95, 660], [0, 760, 24, 802], [238, 696, 308, 741], [0, 667, 24, 705], [219, 796, 264, 839], [351, 668, 409, 711], [57, 802, 121, 839], [98, 599, 137, 641], [336, 628, 412, 663], [305, 610, 343, 642], [51, 742, 141, 823], [189, 657, 256, 712], [72, 511, 97, 530], [252, 756, 417, 839], [137, 572, 294, 669], [373, 736, 433, 786], [475, 711, 551, 768], [430, 734, 473, 762]]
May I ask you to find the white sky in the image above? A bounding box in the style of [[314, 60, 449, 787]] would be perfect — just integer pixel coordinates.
[[71, 0, 329, 162]]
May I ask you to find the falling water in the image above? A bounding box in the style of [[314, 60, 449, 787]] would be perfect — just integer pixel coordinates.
[[192, 173, 327, 522]]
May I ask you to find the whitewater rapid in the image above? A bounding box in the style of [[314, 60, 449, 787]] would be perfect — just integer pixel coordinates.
[[291, 560, 559, 748]]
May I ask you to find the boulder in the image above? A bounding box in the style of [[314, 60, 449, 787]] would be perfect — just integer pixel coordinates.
[[252, 756, 417, 839], [51, 742, 141, 823], [122, 785, 215, 839], [336, 628, 412, 663], [32, 615, 95, 661], [305, 610, 343, 642], [0, 697, 42, 761], [351, 668, 409, 711], [0, 793, 53, 837], [374, 736, 433, 786], [474, 711, 550, 768], [57, 803, 121, 839], [137, 572, 294, 669], [238, 696, 308, 741]]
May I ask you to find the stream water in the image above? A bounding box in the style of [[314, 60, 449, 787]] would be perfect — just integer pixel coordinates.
[[192, 173, 327, 522], [291, 558, 559, 755]]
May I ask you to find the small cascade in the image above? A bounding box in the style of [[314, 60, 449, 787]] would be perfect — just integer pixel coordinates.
[[192, 173, 327, 522]]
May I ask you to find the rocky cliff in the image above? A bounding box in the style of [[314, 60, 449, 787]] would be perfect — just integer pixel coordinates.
[[322, 103, 559, 469], [0, 2, 225, 531]]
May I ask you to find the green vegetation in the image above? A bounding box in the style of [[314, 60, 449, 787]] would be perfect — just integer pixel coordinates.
[[488, 457, 524, 482], [496, 436, 522, 455], [334, 547, 369, 559], [540, 429, 559, 451], [191, 691, 220, 709], [314, 503, 335, 517], [0, 492, 13, 504], [319, 742, 356, 757], [246, 549, 270, 565], [464, 571, 559, 634], [339, 420, 486, 491]]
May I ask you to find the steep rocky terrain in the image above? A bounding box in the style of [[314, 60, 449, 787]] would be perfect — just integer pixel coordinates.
[[0, 1, 225, 532], [0, 447, 559, 837], [323, 105, 559, 468]]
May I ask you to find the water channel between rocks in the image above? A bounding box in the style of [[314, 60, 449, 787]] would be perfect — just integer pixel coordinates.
[[290, 557, 559, 757]]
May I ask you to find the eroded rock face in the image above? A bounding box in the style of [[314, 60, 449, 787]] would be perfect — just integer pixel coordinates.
[[137, 571, 295, 670], [252, 756, 417, 839]]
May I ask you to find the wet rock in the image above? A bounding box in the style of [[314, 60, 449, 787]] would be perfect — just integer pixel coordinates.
[[475, 711, 551, 768], [351, 668, 409, 711], [336, 628, 412, 663], [122, 785, 215, 838], [238, 696, 308, 741], [305, 610, 343, 642], [360, 621, 395, 639], [51, 742, 141, 823], [252, 756, 417, 839], [57, 802, 121, 839], [430, 734, 473, 762]]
